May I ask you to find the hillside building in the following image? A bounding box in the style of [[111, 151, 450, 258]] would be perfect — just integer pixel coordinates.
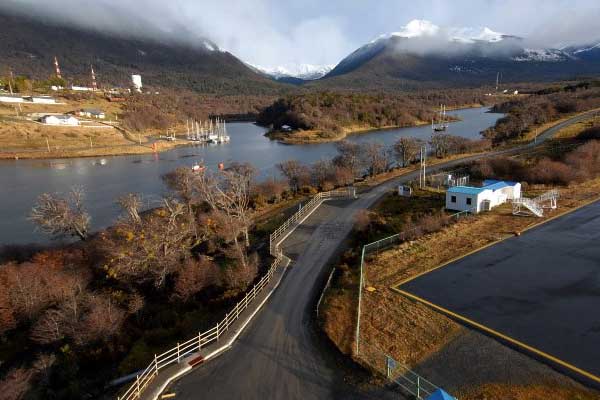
[[77, 108, 106, 119], [446, 179, 521, 213], [0, 94, 25, 103], [24, 95, 57, 104], [41, 115, 80, 126]]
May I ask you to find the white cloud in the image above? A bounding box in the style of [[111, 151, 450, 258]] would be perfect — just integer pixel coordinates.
[[1, 0, 599, 69]]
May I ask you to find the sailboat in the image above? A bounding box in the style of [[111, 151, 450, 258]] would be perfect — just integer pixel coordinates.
[[433, 104, 449, 132]]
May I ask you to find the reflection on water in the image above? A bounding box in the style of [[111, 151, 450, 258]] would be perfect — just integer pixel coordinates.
[[0, 107, 501, 244]]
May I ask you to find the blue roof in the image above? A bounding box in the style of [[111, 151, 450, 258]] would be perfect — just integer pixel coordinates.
[[447, 185, 486, 195], [426, 388, 456, 400], [483, 181, 510, 191], [483, 179, 518, 187]]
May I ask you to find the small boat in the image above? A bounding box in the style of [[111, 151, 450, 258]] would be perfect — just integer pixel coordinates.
[[432, 104, 449, 132], [191, 163, 205, 172]]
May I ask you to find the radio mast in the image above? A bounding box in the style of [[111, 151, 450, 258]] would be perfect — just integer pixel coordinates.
[[54, 56, 62, 80], [90, 64, 97, 91]]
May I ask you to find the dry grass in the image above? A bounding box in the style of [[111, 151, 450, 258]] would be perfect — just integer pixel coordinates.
[[462, 383, 600, 400], [511, 108, 600, 144], [553, 117, 600, 139], [322, 177, 600, 399], [0, 95, 198, 158]]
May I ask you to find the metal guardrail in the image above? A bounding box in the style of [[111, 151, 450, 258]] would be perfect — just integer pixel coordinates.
[[360, 341, 441, 399], [354, 207, 474, 400], [117, 186, 356, 400]]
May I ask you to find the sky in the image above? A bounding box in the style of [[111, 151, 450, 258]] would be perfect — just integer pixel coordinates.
[[2, 0, 600, 71]]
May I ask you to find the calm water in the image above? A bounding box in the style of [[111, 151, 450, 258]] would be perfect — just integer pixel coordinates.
[[0, 107, 501, 244]]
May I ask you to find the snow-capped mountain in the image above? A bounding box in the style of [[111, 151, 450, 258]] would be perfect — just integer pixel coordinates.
[[323, 19, 600, 89], [251, 63, 334, 81], [370, 20, 514, 45]]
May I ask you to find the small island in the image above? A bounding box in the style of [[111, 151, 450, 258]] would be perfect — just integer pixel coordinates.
[[257, 92, 473, 144]]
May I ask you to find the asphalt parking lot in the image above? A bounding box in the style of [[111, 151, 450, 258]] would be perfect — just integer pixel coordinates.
[[398, 200, 600, 382]]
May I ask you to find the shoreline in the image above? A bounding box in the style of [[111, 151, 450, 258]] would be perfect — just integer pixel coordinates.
[[0, 140, 197, 160], [265, 115, 465, 145]]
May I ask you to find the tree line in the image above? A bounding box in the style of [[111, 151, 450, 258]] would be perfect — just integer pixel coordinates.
[[483, 84, 600, 145], [256, 90, 490, 136]]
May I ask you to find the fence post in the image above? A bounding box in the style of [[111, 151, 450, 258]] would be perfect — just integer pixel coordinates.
[[135, 375, 140, 398], [198, 332, 202, 350], [154, 353, 158, 375], [417, 376, 421, 399], [177, 342, 180, 363], [216, 322, 220, 341]]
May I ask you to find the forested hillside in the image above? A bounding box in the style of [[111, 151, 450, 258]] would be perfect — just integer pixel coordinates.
[[0, 12, 289, 95]]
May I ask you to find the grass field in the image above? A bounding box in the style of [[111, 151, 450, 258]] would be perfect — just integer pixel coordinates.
[[0, 96, 195, 158]]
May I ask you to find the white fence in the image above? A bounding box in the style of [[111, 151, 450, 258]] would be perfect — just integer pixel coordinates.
[[269, 187, 356, 255], [117, 255, 285, 400], [118, 186, 356, 400]]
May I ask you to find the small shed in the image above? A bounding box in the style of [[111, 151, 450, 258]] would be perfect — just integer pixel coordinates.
[[41, 115, 80, 126], [78, 108, 106, 119], [398, 185, 412, 197], [446, 180, 521, 213], [280, 125, 292, 132]]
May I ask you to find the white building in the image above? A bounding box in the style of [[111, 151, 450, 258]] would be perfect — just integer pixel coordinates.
[[131, 75, 143, 92], [24, 96, 57, 104], [41, 115, 80, 126], [446, 180, 521, 213], [0, 94, 25, 103], [77, 108, 106, 119], [71, 86, 94, 92]]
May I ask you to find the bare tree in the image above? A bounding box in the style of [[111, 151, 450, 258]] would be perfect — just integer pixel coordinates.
[[333, 141, 365, 179], [78, 294, 125, 344], [101, 198, 194, 287], [30, 308, 65, 344], [29, 186, 90, 241], [117, 193, 143, 225], [311, 159, 333, 189], [394, 137, 422, 167], [277, 160, 310, 193], [0, 368, 34, 400], [430, 133, 453, 158], [363, 142, 390, 176], [173, 257, 219, 302]]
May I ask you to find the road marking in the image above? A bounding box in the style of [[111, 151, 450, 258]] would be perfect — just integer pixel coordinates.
[[391, 286, 600, 384]]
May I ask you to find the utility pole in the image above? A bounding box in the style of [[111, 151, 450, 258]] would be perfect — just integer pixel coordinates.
[[355, 245, 366, 356], [7, 68, 14, 95], [419, 145, 427, 188]]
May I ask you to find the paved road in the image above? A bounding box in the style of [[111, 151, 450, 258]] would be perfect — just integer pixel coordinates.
[[400, 200, 600, 381], [169, 110, 598, 399]]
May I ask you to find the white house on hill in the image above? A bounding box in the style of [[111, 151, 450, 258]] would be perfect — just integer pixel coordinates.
[[41, 115, 80, 126], [77, 108, 106, 119], [446, 180, 521, 213]]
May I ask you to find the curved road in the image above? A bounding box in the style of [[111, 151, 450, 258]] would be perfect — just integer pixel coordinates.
[[169, 110, 598, 399]]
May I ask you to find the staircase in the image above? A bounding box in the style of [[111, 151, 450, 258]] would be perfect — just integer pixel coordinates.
[[512, 189, 559, 218]]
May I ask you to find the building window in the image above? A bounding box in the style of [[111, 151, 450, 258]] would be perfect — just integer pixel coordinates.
[[451, 195, 457, 203], [466, 197, 472, 205]]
